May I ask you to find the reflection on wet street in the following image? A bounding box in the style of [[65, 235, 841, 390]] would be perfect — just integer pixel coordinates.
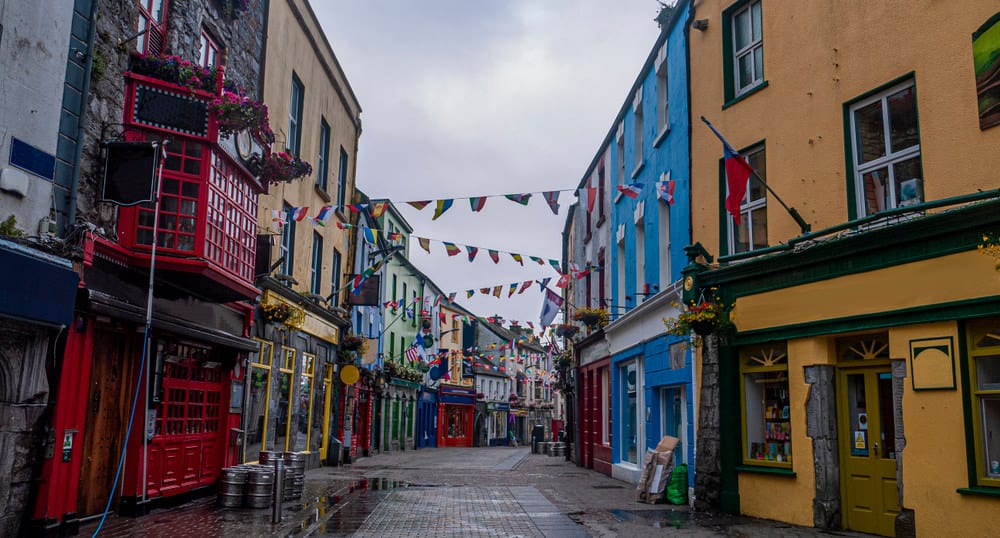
[[291, 478, 408, 536]]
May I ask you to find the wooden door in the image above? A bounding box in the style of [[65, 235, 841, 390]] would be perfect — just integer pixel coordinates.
[[838, 367, 899, 536], [77, 327, 138, 516]]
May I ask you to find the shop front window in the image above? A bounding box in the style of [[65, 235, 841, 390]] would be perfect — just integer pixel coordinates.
[[245, 339, 273, 462], [446, 405, 466, 438], [276, 347, 295, 451], [966, 319, 1000, 488], [620, 360, 639, 464], [293, 353, 315, 452], [740, 343, 791, 467]]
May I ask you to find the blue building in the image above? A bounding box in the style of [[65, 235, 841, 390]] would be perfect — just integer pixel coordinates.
[[568, 1, 694, 496]]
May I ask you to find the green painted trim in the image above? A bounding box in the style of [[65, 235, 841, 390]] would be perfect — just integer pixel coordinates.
[[956, 487, 1000, 498], [719, 340, 741, 514], [722, 80, 769, 110], [730, 296, 1000, 346], [909, 336, 956, 391], [735, 465, 797, 477], [718, 243, 789, 263], [958, 320, 980, 488], [972, 11, 1000, 41], [840, 71, 917, 221]]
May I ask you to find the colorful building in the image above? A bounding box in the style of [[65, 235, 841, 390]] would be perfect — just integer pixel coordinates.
[[686, 1, 1000, 536]]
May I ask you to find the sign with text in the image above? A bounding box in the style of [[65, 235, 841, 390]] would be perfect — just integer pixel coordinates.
[[133, 84, 209, 136]]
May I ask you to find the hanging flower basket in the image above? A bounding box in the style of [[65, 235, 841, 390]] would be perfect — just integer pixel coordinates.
[[554, 324, 580, 338], [248, 152, 313, 185], [128, 51, 218, 93], [691, 319, 717, 336], [573, 307, 609, 330], [663, 297, 732, 337], [209, 90, 275, 144], [260, 301, 304, 328], [340, 334, 367, 353]]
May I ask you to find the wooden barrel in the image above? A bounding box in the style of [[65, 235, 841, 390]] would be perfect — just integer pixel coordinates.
[[244, 465, 274, 509], [217, 467, 248, 508]]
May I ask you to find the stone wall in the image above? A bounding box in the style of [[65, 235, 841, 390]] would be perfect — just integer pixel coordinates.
[[76, 0, 266, 234], [694, 334, 721, 511]]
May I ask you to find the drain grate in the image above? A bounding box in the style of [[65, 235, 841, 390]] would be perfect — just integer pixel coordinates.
[[592, 485, 625, 489]]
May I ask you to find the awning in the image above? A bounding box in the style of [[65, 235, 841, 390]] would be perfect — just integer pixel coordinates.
[[0, 239, 78, 326], [82, 289, 257, 351]]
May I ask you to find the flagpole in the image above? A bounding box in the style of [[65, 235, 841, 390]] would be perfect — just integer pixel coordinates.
[[700, 116, 810, 235]]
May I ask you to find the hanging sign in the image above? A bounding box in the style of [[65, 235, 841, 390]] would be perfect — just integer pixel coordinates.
[[340, 364, 360, 385]]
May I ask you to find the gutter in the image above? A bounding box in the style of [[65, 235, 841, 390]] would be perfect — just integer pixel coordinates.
[[65, 0, 100, 236]]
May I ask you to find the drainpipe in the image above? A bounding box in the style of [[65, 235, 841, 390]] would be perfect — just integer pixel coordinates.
[[65, 0, 100, 236]]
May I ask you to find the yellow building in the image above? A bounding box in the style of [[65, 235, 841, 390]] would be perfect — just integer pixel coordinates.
[[685, 2, 1000, 536], [244, 0, 362, 469]]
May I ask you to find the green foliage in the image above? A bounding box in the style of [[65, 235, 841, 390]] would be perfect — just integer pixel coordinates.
[[0, 216, 25, 238]]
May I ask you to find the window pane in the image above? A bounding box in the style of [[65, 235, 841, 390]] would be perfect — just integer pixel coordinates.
[[751, 1, 762, 41], [751, 206, 767, 249], [753, 46, 763, 82], [854, 100, 886, 164], [977, 355, 1000, 390], [862, 167, 889, 214], [888, 86, 919, 153], [738, 53, 753, 90], [846, 374, 869, 457], [893, 157, 923, 207], [744, 371, 791, 463], [621, 361, 638, 464], [981, 397, 1000, 478], [747, 176, 766, 203], [735, 9, 750, 50]]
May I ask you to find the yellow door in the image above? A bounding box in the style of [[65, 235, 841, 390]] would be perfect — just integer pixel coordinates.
[[838, 367, 900, 536], [319, 365, 333, 461]]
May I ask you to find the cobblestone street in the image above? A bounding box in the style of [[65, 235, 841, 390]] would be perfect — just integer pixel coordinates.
[[80, 447, 875, 537]]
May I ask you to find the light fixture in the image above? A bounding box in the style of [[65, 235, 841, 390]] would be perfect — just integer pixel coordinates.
[[692, 19, 709, 31]]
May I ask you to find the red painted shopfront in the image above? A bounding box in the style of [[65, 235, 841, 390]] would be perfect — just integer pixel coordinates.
[[437, 385, 476, 447], [578, 358, 612, 476]]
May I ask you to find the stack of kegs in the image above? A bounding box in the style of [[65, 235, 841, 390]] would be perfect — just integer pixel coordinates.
[[283, 452, 306, 499], [244, 465, 275, 509], [550, 442, 566, 457], [217, 466, 248, 508], [540, 441, 552, 455]]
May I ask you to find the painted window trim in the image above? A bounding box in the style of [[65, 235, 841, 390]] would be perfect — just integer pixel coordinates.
[[960, 318, 1000, 491], [738, 344, 793, 470], [316, 117, 330, 191], [288, 73, 305, 157], [653, 124, 671, 148], [722, 0, 766, 104], [720, 140, 767, 257], [735, 464, 796, 477]]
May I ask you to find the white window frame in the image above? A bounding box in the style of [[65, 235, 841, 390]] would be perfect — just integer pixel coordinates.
[[310, 232, 323, 294], [316, 118, 330, 191], [631, 88, 644, 178], [732, 0, 763, 96], [727, 146, 767, 255], [848, 80, 921, 217], [655, 43, 670, 143]]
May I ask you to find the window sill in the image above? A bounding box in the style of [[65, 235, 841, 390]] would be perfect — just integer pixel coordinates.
[[653, 126, 670, 148], [334, 208, 348, 223], [736, 464, 796, 477], [314, 185, 331, 203], [723, 80, 769, 110], [614, 191, 624, 204], [630, 161, 645, 179], [957, 487, 1000, 498], [595, 215, 606, 228]]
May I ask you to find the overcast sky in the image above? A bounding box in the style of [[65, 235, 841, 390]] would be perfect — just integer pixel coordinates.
[[314, 1, 666, 331]]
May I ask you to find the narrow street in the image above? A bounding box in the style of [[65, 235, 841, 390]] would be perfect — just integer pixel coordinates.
[[80, 447, 873, 537]]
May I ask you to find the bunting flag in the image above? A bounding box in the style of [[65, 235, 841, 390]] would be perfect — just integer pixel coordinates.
[[556, 273, 571, 288], [492, 286, 502, 297], [370, 201, 388, 218], [529, 256, 545, 265], [347, 204, 364, 213], [448, 292, 457, 302], [336, 221, 351, 230], [311, 205, 333, 227], [578, 186, 597, 212], [390, 232, 404, 241], [271, 210, 286, 231], [543, 191, 561, 215], [407, 200, 432, 210], [616, 183, 643, 198], [433, 199, 454, 220], [536, 277, 551, 291], [290, 207, 309, 221], [419, 237, 431, 253], [443, 242, 461, 256], [466, 290, 475, 298], [527, 321, 534, 329], [362, 227, 378, 245], [657, 171, 676, 205], [549, 259, 561, 271], [488, 250, 500, 264], [469, 197, 487, 212], [505, 193, 532, 205], [466, 245, 479, 262], [480, 287, 491, 294], [508, 283, 518, 297], [434, 294, 443, 307], [518, 280, 533, 294], [510, 253, 524, 265]]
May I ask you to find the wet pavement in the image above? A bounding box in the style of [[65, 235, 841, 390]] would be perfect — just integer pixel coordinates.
[[80, 447, 876, 537]]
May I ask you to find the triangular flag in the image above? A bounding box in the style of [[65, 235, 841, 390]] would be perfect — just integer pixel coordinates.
[[529, 256, 545, 265], [312, 205, 333, 227], [492, 286, 502, 298], [578, 187, 597, 212], [271, 209, 286, 231], [448, 292, 457, 302], [480, 287, 491, 294], [466, 245, 479, 262], [504, 193, 532, 205], [616, 183, 643, 199], [556, 273, 571, 288], [543, 191, 561, 215], [433, 199, 454, 220], [370, 201, 388, 218], [336, 221, 350, 230], [539, 287, 564, 326], [418, 237, 431, 253], [518, 280, 533, 294], [549, 259, 562, 272], [489, 250, 500, 264], [347, 204, 363, 213], [508, 283, 518, 297], [362, 227, 378, 245], [290, 207, 309, 221], [511, 253, 524, 265], [466, 290, 475, 298], [657, 171, 676, 205], [434, 295, 443, 307], [407, 200, 432, 210], [469, 197, 487, 212], [444, 242, 461, 256]]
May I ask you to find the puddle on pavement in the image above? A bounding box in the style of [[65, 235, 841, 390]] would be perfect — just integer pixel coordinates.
[[287, 478, 412, 536], [610, 508, 692, 529]]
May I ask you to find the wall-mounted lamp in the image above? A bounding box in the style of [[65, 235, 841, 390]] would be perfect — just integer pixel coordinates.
[[692, 19, 709, 31]]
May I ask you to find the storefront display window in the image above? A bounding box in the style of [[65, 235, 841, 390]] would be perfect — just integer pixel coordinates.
[[245, 339, 273, 462], [740, 343, 792, 467], [620, 360, 638, 464], [276, 347, 295, 451], [446, 406, 466, 438], [966, 319, 1000, 487], [293, 353, 315, 452]]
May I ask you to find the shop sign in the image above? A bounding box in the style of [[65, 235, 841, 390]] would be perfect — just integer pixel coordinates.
[[133, 84, 209, 136]]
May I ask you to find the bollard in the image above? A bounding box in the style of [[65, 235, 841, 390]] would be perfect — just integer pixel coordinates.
[[271, 457, 285, 523]]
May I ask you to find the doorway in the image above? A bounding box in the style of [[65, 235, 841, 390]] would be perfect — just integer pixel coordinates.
[[837, 366, 899, 536]]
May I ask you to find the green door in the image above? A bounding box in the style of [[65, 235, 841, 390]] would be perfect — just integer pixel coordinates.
[[838, 367, 899, 536]]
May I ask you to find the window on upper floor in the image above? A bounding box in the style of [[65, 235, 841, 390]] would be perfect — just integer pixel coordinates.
[[616, 233, 626, 312], [280, 202, 295, 276], [337, 146, 349, 207], [597, 247, 606, 310], [632, 90, 644, 177], [598, 158, 607, 222], [724, 0, 765, 103], [635, 217, 646, 305], [316, 118, 330, 191], [658, 197, 670, 287], [847, 79, 922, 218], [964, 318, 1000, 491], [135, 0, 167, 55], [330, 248, 342, 307], [727, 145, 767, 255], [616, 128, 625, 187], [310, 232, 323, 295], [655, 43, 669, 141], [287, 73, 304, 156], [199, 28, 219, 68]]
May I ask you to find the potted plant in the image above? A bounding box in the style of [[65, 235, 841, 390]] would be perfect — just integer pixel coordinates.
[[663, 297, 732, 337], [209, 89, 275, 144], [340, 334, 367, 353], [128, 51, 218, 93], [573, 307, 609, 330], [553, 324, 580, 338]]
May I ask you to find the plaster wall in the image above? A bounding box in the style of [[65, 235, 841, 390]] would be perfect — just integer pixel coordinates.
[[688, 0, 1000, 257]]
